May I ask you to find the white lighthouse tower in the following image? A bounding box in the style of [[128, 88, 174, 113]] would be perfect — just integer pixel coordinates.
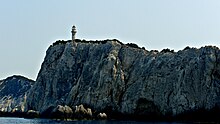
[[71, 25, 77, 43]]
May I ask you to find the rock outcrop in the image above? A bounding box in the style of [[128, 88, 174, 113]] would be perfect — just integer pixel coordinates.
[[0, 75, 34, 113], [74, 104, 93, 119], [97, 113, 107, 120], [49, 105, 73, 120], [26, 39, 220, 120], [26, 110, 40, 118]]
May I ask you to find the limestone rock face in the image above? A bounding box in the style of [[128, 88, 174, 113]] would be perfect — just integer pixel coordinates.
[[26, 39, 220, 117], [0, 75, 34, 113]]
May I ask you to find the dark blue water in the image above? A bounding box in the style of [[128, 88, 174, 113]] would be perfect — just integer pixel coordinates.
[[0, 117, 183, 124]]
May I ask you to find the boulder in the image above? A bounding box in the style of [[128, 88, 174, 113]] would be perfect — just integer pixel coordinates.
[[26, 110, 39, 118], [74, 104, 93, 119], [87, 108, 93, 118], [51, 105, 73, 120], [97, 113, 107, 120], [12, 106, 23, 113]]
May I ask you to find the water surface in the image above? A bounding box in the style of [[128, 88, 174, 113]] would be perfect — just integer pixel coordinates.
[[0, 117, 183, 124]]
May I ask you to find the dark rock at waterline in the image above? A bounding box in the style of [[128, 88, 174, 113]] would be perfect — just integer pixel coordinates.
[[41, 105, 73, 120], [51, 105, 73, 120], [39, 104, 93, 120], [97, 113, 107, 120], [26, 110, 40, 118], [74, 104, 93, 119]]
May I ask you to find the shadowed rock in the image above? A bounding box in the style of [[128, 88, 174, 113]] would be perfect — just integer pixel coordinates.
[[97, 113, 107, 120], [26, 110, 39, 118], [74, 104, 92, 119], [51, 105, 73, 120]]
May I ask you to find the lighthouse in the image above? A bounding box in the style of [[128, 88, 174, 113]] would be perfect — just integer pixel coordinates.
[[71, 25, 77, 43]]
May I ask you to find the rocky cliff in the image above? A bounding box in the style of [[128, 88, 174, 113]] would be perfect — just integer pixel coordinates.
[[0, 75, 34, 113], [26, 39, 220, 119]]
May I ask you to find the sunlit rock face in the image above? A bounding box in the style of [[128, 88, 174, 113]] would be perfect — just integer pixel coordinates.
[[26, 39, 220, 117], [0, 75, 34, 113]]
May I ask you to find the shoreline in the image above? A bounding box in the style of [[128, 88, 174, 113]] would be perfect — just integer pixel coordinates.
[[0, 110, 220, 123]]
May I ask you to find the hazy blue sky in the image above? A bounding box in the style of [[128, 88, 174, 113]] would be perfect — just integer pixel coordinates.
[[1, 0, 220, 80]]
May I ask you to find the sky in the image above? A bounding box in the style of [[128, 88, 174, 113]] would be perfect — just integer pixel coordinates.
[[0, 0, 220, 80]]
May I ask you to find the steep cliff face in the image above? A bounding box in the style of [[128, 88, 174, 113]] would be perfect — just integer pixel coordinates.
[[0, 75, 34, 113], [26, 39, 220, 117]]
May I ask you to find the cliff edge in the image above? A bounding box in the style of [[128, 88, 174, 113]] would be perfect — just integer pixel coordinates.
[[26, 39, 220, 120]]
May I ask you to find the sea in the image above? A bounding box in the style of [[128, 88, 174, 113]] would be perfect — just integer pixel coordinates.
[[0, 117, 184, 124]]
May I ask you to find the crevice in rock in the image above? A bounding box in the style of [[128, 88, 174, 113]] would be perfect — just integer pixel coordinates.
[[167, 90, 173, 106]]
